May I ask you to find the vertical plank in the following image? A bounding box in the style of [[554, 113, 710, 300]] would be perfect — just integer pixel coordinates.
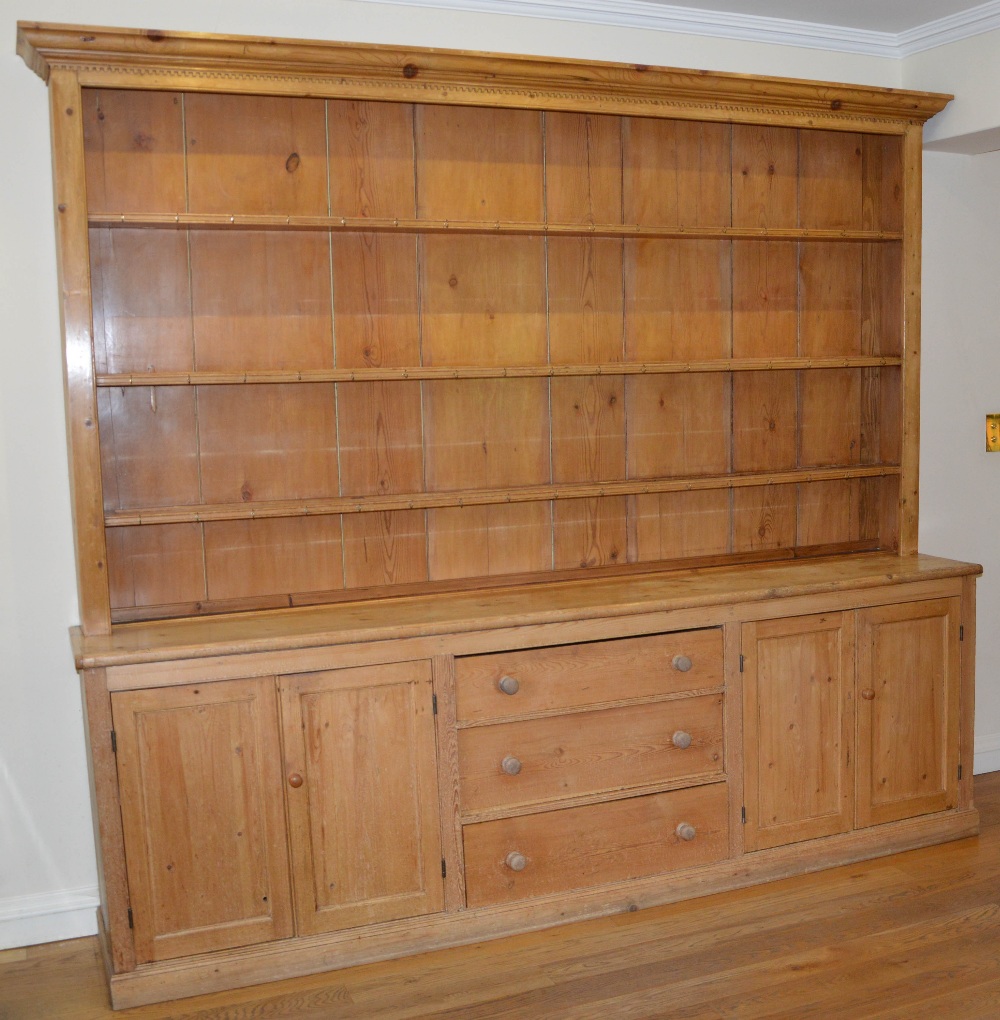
[[185, 94, 328, 215], [799, 368, 861, 467], [427, 504, 552, 581], [79, 667, 136, 973], [723, 622, 744, 859], [797, 479, 861, 546], [90, 228, 193, 374], [626, 374, 731, 479], [959, 576, 977, 811], [553, 497, 627, 569], [342, 511, 428, 589], [862, 243, 902, 358], [432, 654, 467, 912], [190, 231, 334, 371], [197, 384, 339, 503], [328, 99, 415, 218], [733, 484, 796, 554], [337, 380, 427, 586], [419, 236, 547, 366], [544, 112, 622, 224], [633, 490, 730, 563], [731, 124, 797, 229], [106, 524, 207, 612], [626, 240, 731, 361], [547, 238, 624, 365], [82, 88, 185, 213], [799, 130, 862, 229], [332, 233, 420, 368], [732, 371, 797, 473], [550, 377, 625, 483], [415, 105, 543, 221], [623, 119, 730, 227], [799, 243, 863, 357], [203, 516, 344, 601], [862, 133, 904, 234], [899, 123, 924, 555], [732, 242, 797, 358], [49, 70, 111, 634], [97, 387, 201, 510]]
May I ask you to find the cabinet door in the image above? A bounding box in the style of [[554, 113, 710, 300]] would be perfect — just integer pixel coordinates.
[[279, 660, 444, 935], [856, 598, 960, 827], [742, 613, 855, 851], [112, 679, 293, 963]]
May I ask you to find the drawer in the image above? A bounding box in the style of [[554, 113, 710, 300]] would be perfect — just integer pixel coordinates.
[[463, 782, 729, 908], [455, 629, 723, 724], [458, 694, 724, 815]]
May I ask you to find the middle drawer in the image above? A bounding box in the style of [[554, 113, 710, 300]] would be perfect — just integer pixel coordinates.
[[458, 693, 724, 815]]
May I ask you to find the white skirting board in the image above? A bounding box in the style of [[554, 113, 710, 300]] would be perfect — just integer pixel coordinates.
[[974, 732, 1000, 777], [0, 886, 99, 951]]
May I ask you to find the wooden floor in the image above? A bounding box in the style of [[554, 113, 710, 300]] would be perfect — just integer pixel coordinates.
[[4, 772, 1000, 1020]]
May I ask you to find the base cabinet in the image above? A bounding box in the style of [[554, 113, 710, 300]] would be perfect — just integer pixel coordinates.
[[89, 559, 979, 1008], [741, 598, 962, 851]]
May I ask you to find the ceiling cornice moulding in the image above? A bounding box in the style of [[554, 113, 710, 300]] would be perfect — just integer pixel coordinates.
[[358, 0, 1000, 59]]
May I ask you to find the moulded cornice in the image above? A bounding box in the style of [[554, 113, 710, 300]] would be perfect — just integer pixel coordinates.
[[16, 22, 952, 126]]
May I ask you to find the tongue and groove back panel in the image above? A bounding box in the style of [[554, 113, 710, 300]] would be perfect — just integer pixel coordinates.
[[85, 89, 905, 622]]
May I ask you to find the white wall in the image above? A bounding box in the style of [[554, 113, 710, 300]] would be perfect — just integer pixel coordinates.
[[0, 0, 985, 950], [920, 148, 1000, 773]]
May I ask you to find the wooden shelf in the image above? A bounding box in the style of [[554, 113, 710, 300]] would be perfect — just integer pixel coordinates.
[[89, 212, 904, 242], [104, 465, 901, 527], [95, 357, 902, 388]]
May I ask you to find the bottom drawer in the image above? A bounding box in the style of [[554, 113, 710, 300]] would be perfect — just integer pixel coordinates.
[[463, 782, 729, 908]]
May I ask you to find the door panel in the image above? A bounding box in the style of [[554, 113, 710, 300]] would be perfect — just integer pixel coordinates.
[[112, 678, 293, 962], [742, 613, 855, 851], [856, 598, 960, 826], [279, 660, 444, 935]]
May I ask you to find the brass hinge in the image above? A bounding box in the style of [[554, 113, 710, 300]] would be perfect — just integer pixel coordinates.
[[432, 693, 438, 716], [959, 764, 964, 781], [441, 858, 447, 879], [741, 806, 746, 824], [739, 654, 744, 673], [110, 730, 117, 754], [960, 625, 965, 641], [127, 907, 133, 929]]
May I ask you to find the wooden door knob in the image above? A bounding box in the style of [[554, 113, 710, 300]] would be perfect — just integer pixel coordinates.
[[861, 688, 876, 701], [498, 675, 520, 696], [505, 851, 528, 872], [501, 755, 523, 776], [672, 730, 693, 750], [676, 822, 697, 841], [672, 654, 693, 672], [287, 772, 304, 788]]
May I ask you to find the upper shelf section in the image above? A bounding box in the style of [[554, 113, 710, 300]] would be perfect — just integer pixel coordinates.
[[17, 21, 952, 127]]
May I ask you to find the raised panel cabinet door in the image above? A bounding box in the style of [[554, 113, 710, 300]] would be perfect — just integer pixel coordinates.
[[111, 678, 293, 963], [742, 613, 855, 851], [856, 598, 961, 827], [278, 660, 444, 936]]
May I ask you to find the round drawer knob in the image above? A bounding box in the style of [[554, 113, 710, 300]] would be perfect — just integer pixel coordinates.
[[672, 730, 693, 750], [505, 851, 528, 872], [861, 688, 876, 701], [287, 773, 304, 789], [676, 822, 697, 842], [498, 675, 520, 696], [501, 755, 523, 776], [672, 654, 693, 673]]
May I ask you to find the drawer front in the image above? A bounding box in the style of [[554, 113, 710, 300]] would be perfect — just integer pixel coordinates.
[[455, 629, 723, 724], [458, 694, 724, 815], [463, 782, 729, 908]]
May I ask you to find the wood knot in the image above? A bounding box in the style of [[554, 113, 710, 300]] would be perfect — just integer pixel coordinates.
[[448, 274, 459, 288], [285, 152, 301, 173], [403, 63, 419, 79], [830, 99, 843, 111], [241, 483, 253, 502]]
